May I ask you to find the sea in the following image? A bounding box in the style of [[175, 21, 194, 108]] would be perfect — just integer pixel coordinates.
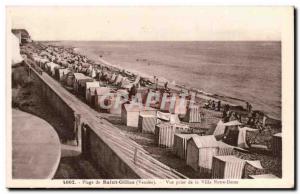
[[51, 41, 281, 120]]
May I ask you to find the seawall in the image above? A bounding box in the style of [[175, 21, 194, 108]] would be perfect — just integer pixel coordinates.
[[26, 60, 184, 179]]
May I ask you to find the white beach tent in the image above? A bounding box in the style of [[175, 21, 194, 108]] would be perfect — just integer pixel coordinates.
[[157, 111, 180, 124], [58, 68, 70, 81], [85, 81, 100, 101], [237, 126, 259, 148], [213, 120, 242, 136], [211, 155, 263, 179], [186, 135, 234, 175]]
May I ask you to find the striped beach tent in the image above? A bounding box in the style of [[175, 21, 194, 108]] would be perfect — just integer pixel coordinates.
[[185, 105, 201, 123], [272, 133, 282, 157], [211, 155, 263, 179], [138, 113, 157, 134], [186, 136, 234, 177]]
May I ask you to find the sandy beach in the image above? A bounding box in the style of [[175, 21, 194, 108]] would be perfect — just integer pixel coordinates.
[[48, 41, 281, 120]]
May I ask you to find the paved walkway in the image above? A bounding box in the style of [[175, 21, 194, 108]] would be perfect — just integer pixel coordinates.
[[12, 109, 61, 179], [28, 62, 185, 179]]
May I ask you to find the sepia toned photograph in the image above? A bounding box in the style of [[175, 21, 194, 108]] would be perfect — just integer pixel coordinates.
[[6, 6, 294, 188]]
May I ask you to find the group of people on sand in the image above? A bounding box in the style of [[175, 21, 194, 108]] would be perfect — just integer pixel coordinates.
[[221, 100, 268, 131], [222, 104, 242, 123], [204, 99, 221, 111]]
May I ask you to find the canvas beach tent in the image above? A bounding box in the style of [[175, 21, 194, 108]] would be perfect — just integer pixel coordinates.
[[58, 68, 70, 82], [94, 87, 112, 112], [186, 135, 234, 176], [121, 103, 156, 127], [155, 122, 190, 148], [173, 134, 199, 160], [272, 133, 282, 157], [237, 126, 259, 148], [184, 104, 201, 123], [138, 113, 157, 134], [86, 86, 99, 107], [156, 111, 180, 124], [211, 155, 263, 179], [85, 81, 100, 101], [213, 120, 242, 137], [108, 90, 129, 115]]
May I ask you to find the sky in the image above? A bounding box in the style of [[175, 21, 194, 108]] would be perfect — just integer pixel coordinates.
[[7, 6, 292, 41]]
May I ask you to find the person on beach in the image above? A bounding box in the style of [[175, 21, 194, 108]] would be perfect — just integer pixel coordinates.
[[248, 103, 252, 113], [224, 111, 230, 122], [129, 84, 137, 100], [211, 100, 215, 110], [246, 102, 249, 111], [237, 113, 242, 122], [222, 109, 227, 119], [262, 114, 267, 127], [204, 99, 211, 109], [229, 112, 237, 121], [164, 81, 168, 90], [217, 100, 221, 111]]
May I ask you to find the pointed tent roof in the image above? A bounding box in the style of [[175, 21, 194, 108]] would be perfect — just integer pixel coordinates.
[[94, 87, 111, 96], [86, 81, 100, 89], [189, 135, 219, 148]]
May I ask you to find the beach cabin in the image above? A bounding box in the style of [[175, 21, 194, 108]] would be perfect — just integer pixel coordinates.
[[85, 81, 100, 101], [94, 87, 112, 112], [77, 76, 94, 97], [73, 73, 87, 92], [213, 120, 242, 140], [51, 63, 61, 77], [54, 67, 64, 80], [211, 155, 263, 179], [121, 103, 156, 127], [64, 72, 76, 89], [159, 93, 174, 113], [86, 86, 99, 107], [186, 135, 234, 176], [222, 125, 259, 148], [107, 90, 129, 115], [174, 97, 188, 115], [143, 89, 160, 108], [155, 122, 189, 148], [156, 111, 181, 124], [58, 68, 70, 82], [173, 134, 199, 160], [184, 105, 201, 123], [174, 123, 190, 132], [237, 127, 259, 149], [272, 133, 282, 157], [137, 87, 150, 104], [38, 58, 49, 69], [138, 113, 157, 134], [211, 155, 246, 179], [159, 94, 188, 115], [155, 123, 176, 148], [45, 62, 60, 76]]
